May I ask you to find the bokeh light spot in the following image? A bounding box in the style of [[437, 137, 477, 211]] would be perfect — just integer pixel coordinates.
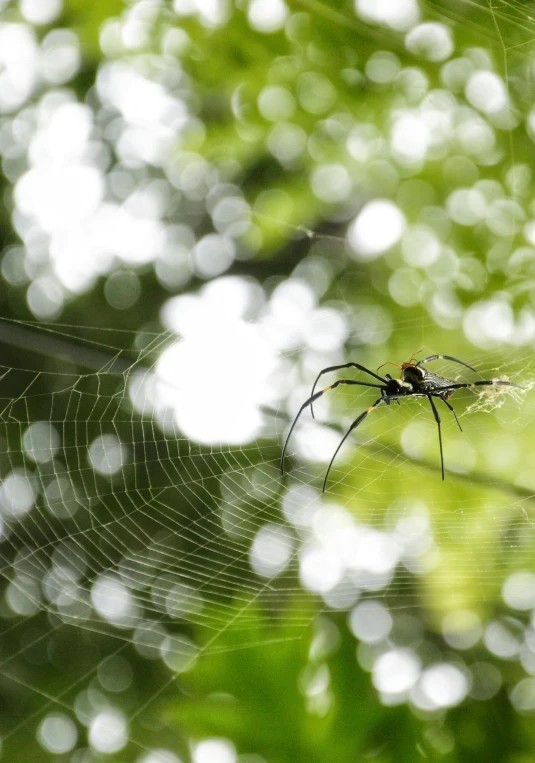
[[89, 709, 128, 754], [0, 470, 36, 518], [391, 114, 430, 164], [105, 270, 142, 310], [258, 85, 296, 121], [248, 0, 288, 33], [355, 0, 419, 31], [160, 634, 199, 673], [37, 713, 77, 754], [193, 738, 237, 763], [465, 70, 507, 115], [510, 678, 535, 714], [502, 571, 535, 611], [192, 234, 235, 279], [250, 523, 294, 578], [347, 199, 406, 259], [311, 164, 351, 203], [98, 656, 134, 693], [349, 601, 392, 643], [406, 22, 454, 61], [23, 421, 60, 464], [446, 188, 486, 226], [91, 574, 138, 628], [0, 24, 39, 113], [419, 664, 469, 708], [89, 434, 128, 476], [365, 51, 401, 83], [372, 649, 421, 694], [21, 0, 63, 25], [297, 72, 336, 114]]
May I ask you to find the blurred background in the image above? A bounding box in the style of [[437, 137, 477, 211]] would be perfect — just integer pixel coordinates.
[[1, 0, 535, 761]]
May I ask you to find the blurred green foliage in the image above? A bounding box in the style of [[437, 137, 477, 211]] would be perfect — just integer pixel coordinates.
[[1, 0, 535, 762]]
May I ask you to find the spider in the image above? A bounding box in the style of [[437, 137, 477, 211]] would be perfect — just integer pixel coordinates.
[[280, 353, 524, 491]]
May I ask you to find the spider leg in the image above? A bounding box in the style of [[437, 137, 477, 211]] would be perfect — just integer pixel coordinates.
[[322, 396, 386, 491], [417, 355, 477, 374], [310, 362, 387, 419], [281, 379, 385, 476], [438, 395, 462, 432], [380, 389, 400, 407], [322, 392, 409, 492], [427, 395, 445, 480]]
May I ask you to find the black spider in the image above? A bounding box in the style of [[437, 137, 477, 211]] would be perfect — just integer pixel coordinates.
[[280, 354, 524, 491]]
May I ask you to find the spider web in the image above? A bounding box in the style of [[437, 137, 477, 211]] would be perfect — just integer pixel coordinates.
[[0, 312, 532, 759]]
